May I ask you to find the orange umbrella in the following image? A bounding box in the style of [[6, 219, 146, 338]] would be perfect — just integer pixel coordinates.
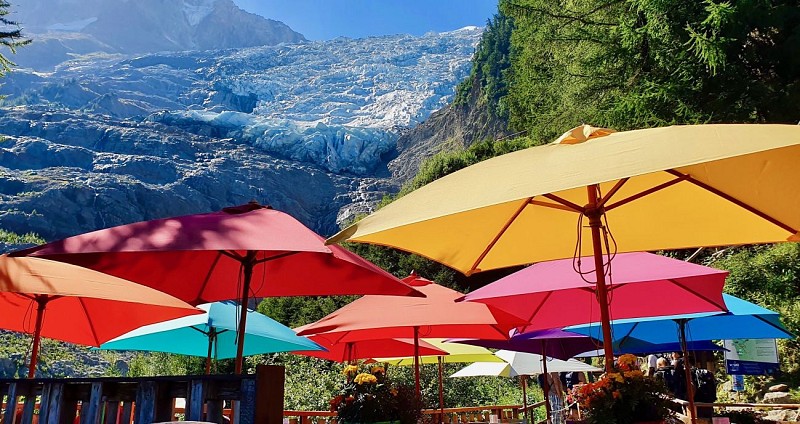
[[298, 272, 525, 395], [0, 254, 200, 378]]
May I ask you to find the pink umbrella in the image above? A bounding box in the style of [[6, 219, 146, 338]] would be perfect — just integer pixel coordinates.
[[461, 252, 728, 333], [14, 202, 422, 373]]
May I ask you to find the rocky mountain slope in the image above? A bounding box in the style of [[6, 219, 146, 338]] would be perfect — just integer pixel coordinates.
[[0, 28, 482, 242]]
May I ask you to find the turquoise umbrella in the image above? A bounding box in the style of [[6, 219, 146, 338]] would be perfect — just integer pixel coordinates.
[[99, 301, 324, 373]]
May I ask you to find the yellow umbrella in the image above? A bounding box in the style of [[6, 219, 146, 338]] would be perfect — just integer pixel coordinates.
[[377, 338, 503, 365], [330, 123, 800, 372]]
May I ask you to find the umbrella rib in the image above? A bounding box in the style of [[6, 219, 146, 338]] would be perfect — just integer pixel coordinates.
[[617, 322, 639, 348], [77, 297, 101, 346], [666, 278, 728, 311], [525, 292, 553, 327], [752, 314, 796, 338], [597, 178, 629, 208], [604, 174, 688, 211], [541, 194, 584, 212], [253, 251, 300, 265], [664, 169, 799, 234], [196, 251, 225, 304], [468, 198, 534, 273]]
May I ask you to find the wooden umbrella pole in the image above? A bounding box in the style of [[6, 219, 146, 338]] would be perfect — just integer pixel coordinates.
[[205, 328, 215, 375], [27, 296, 48, 379], [413, 326, 421, 398], [438, 356, 445, 424], [679, 320, 698, 424], [235, 251, 257, 374], [541, 353, 551, 424], [586, 185, 616, 372], [521, 376, 528, 424]]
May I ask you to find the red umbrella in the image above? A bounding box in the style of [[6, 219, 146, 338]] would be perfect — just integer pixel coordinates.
[[14, 202, 422, 373], [297, 271, 526, 395], [295, 336, 448, 362], [0, 255, 199, 377], [461, 252, 728, 333]]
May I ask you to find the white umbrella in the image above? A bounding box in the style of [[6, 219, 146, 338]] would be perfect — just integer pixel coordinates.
[[495, 350, 601, 375]]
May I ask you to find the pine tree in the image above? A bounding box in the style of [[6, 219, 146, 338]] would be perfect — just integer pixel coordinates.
[[0, 0, 30, 75]]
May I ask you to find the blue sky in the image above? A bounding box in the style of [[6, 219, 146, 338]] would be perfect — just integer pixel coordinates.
[[234, 0, 499, 40]]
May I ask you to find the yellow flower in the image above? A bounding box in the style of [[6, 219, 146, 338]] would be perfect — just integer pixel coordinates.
[[354, 373, 378, 385], [624, 370, 643, 379], [607, 372, 624, 383], [342, 365, 359, 376], [617, 354, 639, 371]]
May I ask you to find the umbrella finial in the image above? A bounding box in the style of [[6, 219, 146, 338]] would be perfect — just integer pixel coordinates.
[[554, 125, 615, 145], [222, 202, 272, 214]]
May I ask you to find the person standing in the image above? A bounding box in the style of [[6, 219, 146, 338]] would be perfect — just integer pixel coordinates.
[[646, 354, 658, 376]]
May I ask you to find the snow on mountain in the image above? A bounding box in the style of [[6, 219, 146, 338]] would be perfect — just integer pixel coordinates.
[[3, 28, 482, 175], [183, 0, 217, 26]]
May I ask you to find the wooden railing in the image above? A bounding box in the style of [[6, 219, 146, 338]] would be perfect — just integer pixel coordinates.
[[283, 401, 548, 424], [0, 365, 284, 424]]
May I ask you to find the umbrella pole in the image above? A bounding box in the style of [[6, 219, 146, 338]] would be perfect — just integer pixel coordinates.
[[678, 319, 698, 424], [541, 355, 551, 424], [413, 326, 421, 398], [27, 296, 48, 379], [586, 184, 616, 372], [235, 252, 257, 375], [206, 328, 215, 375], [521, 376, 528, 424], [438, 356, 445, 424]]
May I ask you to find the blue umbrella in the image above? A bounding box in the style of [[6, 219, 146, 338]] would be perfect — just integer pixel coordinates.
[[575, 340, 726, 358], [99, 301, 324, 373], [567, 294, 794, 345]]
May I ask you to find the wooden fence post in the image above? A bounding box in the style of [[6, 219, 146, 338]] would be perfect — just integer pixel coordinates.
[[187, 380, 207, 422], [254, 365, 285, 424], [80, 382, 103, 424], [3, 382, 18, 424], [133, 382, 156, 424]]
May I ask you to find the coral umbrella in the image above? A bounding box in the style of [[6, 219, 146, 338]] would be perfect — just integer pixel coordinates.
[[15, 202, 421, 373], [99, 301, 324, 374], [328, 123, 800, 375], [297, 272, 527, 395], [0, 254, 200, 378]]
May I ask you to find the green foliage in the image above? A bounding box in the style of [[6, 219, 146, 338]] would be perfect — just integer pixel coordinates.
[[126, 352, 207, 377], [455, 11, 514, 119], [498, 0, 800, 141], [0, 229, 44, 245], [258, 354, 352, 411], [0, 1, 29, 75], [258, 296, 358, 328]]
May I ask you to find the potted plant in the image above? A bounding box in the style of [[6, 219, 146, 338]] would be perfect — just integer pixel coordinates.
[[571, 354, 676, 424], [331, 364, 421, 424]]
